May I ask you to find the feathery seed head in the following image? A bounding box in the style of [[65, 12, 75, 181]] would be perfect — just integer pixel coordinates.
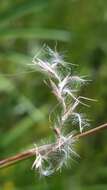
[[31, 45, 93, 176]]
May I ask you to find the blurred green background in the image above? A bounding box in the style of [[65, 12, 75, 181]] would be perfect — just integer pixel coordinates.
[[0, 0, 107, 189]]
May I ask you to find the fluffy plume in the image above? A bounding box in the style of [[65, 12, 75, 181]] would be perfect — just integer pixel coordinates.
[[31, 45, 93, 176]]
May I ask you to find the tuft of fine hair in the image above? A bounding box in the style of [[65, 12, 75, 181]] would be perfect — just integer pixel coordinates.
[[30, 45, 94, 176]]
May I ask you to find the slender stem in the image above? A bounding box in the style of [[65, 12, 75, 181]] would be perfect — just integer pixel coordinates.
[[75, 123, 107, 139], [0, 123, 107, 169]]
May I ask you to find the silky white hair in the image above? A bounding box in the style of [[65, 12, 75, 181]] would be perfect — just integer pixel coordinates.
[[30, 45, 94, 176]]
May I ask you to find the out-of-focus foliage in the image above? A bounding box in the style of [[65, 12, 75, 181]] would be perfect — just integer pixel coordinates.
[[0, 0, 107, 189]]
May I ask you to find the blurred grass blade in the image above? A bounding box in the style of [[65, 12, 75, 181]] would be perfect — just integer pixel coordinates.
[[0, 0, 49, 28], [0, 28, 71, 42], [0, 75, 47, 147], [1, 107, 46, 147], [82, 185, 107, 190], [0, 75, 14, 92]]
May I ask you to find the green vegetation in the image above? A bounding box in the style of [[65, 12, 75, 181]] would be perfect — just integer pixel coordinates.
[[0, 0, 107, 189]]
